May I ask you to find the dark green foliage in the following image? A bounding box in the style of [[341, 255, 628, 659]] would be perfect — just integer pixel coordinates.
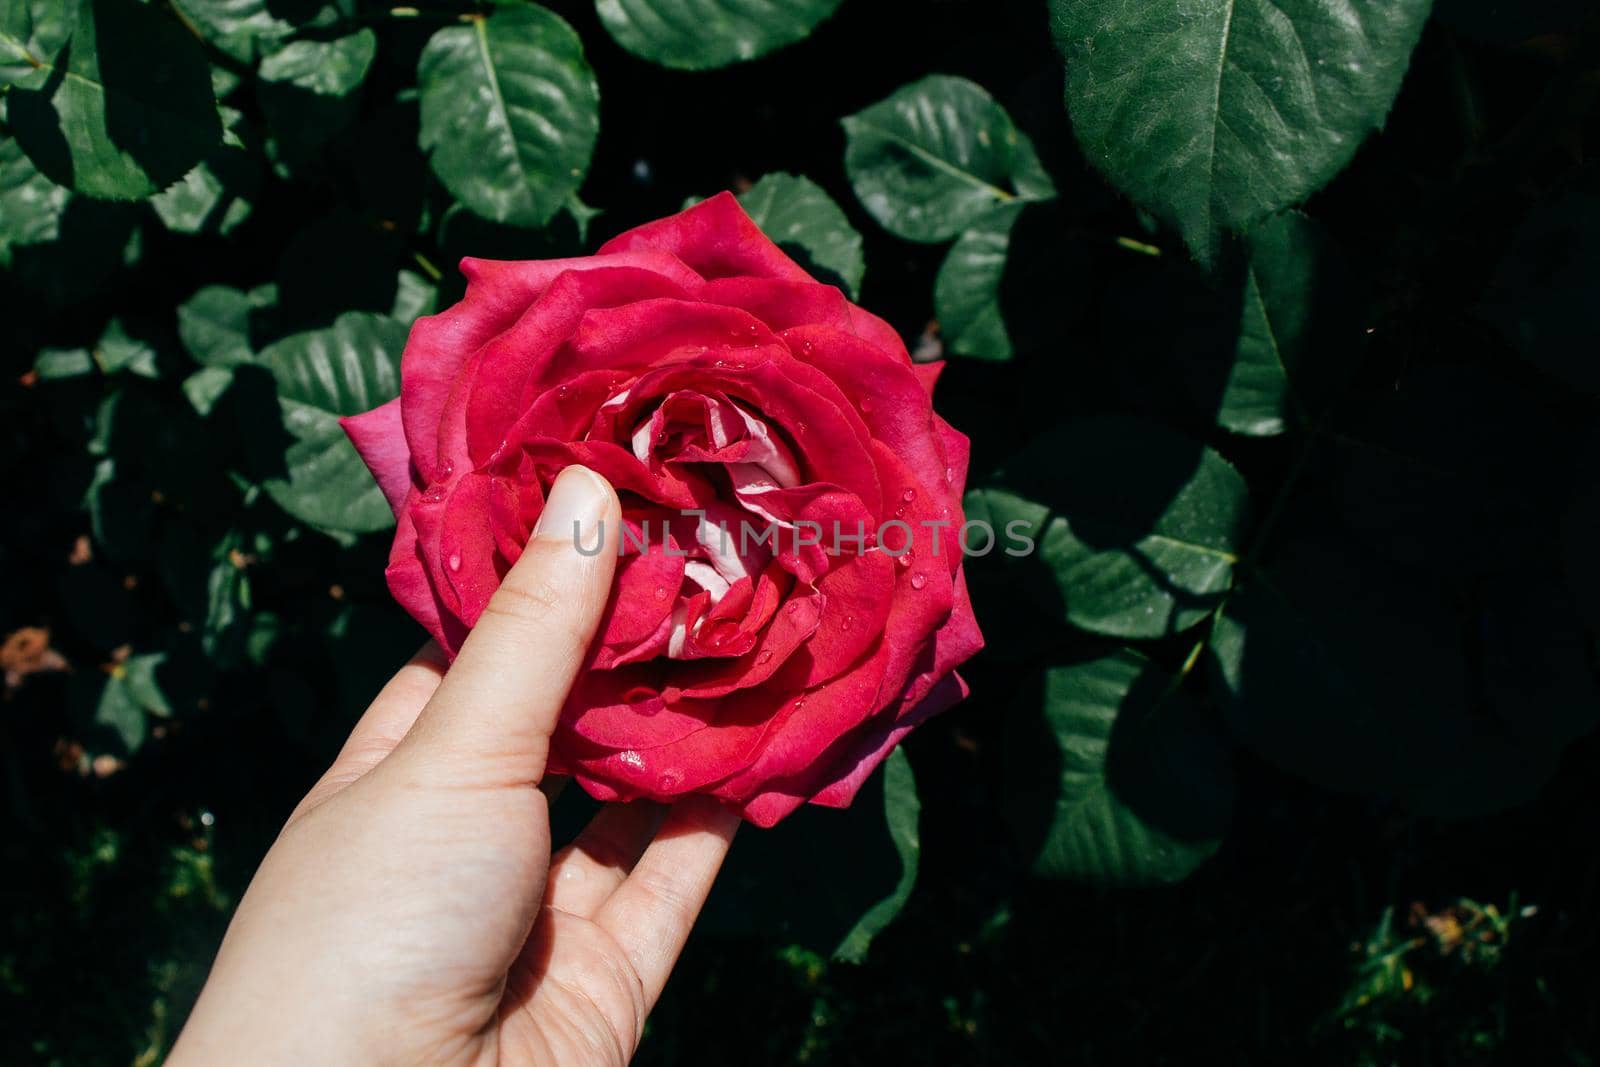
[[4, 1, 1598, 1063]]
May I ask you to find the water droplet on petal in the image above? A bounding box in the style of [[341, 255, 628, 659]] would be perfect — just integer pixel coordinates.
[[896, 552, 914, 569], [447, 553, 462, 571], [556, 384, 569, 399], [944, 467, 956, 484], [654, 586, 668, 600], [758, 649, 774, 665], [910, 572, 927, 590], [859, 397, 874, 414], [438, 461, 454, 479], [786, 600, 804, 615], [618, 749, 645, 770], [801, 340, 815, 355], [902, 488, 917, 503]]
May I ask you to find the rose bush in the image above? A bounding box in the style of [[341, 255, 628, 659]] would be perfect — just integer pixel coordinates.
[[342, 193, 983, 825]]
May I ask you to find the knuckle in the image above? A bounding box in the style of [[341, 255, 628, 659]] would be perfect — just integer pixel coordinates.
[[483, 573, 567, 626], [631, 867, 696, 931]]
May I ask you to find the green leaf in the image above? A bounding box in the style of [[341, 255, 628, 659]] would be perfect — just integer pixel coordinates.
[[1, 188, 139, 307], [260, 311, 405, 533], [596, 0, 843, 70], [1218, 211, 1357, 435], [1005, 652, 1233, 886], [178, 283, 276, 368], [93, 652, 171, 752], [0, 133, 69, 258], [1051, 0, 1432, 263], [934, 206, 1019, 361], [258, 29, 376, 156], [259, 27, 374, 95], [8, 0, 221, 200], [834, 747, 920, 963], [419, 6, 599, 229], [843, 75, 1055, 244], [169, 0, 338, 63], [390, 269, 438, 327], [150, 109, 260, 237], [182, 365, 235, 415], [1, 0, 72, 90], [737, 172, 864, 298], [121, 652, 173, 717], [967, 416, 1251, 639], [94, 318, 160, 378], [33, 346, 94, 379]]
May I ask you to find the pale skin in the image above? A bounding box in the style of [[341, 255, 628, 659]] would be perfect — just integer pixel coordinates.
[[168, 465, 740, 1067]]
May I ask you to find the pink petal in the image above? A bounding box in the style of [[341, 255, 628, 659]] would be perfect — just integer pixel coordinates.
[[340, 397, 411, 517], [599, 191, 816, 284]]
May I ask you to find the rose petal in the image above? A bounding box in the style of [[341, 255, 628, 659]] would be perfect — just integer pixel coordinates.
[[599, 192, 815, 284], [341, 397, 411, 517], [463, 264, 694, 466], [385, 500, 470, 655]]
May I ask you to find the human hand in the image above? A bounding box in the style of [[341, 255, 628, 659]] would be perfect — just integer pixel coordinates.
[[168, 466, 740, 1067]]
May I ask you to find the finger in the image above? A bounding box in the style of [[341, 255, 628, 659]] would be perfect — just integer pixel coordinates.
[[386, 465, 620, 789], [545, 801, 664, 917], [592, 796, 740, 1008], [290, 642, 447, 820]]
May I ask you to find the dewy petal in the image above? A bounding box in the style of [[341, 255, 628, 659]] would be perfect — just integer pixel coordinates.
[[603, 523, 687, 642], [568, 695, 712, 751], [591, 350, 882, 509], [710, 643, 892, 805], [436, 471, 511, 627], [598, 192, 816, 284], [696, 276, 853, 332], [562, 298, 785, 394], [463, 264, 695, 466], [848, 304, 914, 366], [785, 324, 958, 518], [911, 361, 943, 398], [386, 500, 470, 655], [560, 682, 789, 800], [341, 397, 411, 517], [401, 259, 577, 484]]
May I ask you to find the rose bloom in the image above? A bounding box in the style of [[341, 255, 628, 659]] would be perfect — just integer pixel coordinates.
[[343, 193, 982, 825]]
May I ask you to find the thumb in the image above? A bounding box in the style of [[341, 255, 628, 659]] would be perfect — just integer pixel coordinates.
[[387, 464, 621, 788]]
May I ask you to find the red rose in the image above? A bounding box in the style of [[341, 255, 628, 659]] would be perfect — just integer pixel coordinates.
[[342, 193, 982, 825]]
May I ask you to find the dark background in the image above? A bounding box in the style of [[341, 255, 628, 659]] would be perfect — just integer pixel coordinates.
[[4, 0, 1599, 1062]]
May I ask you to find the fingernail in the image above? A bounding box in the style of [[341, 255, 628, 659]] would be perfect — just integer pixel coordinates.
[[533, 465, 611, 549]]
